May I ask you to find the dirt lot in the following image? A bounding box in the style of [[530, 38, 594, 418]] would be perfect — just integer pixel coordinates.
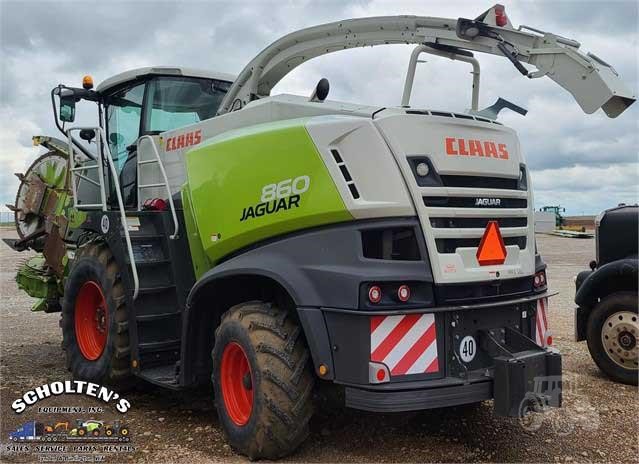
[[1, 228, 637, 463]]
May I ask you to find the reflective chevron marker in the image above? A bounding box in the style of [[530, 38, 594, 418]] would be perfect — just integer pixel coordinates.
[[370, 313, 439, 376], [535, 298, 551, 347]]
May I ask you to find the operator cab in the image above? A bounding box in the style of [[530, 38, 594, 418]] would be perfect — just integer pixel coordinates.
[[98, 67, 234, 207], [55, 66, 234, 209]]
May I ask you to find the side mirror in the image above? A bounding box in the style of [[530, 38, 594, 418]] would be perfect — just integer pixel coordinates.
[[59, 95, 76, 123], [79, 129, 95, 142]]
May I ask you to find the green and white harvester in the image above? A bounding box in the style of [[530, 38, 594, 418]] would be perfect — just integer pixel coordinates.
[[6, 5, 635, 459]]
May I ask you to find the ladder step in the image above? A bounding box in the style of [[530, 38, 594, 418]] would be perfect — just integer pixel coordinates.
[[139, 183, 165, 189], [135, 259, 171, 266], [127, 233, 164, 239], [136, 312, 180, 322], [138, 285, 176, 295], [138, 364, 180, 388], [138, 339, 180, 353]]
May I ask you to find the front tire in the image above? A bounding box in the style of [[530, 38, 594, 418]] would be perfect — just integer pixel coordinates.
[[586, 291, 638, 385], [212, 301, 314, 460], [61, 241, 132, 386]]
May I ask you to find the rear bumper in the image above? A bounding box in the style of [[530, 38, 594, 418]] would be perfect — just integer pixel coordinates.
[[298, 294, 561, 416], [345, 343, 562, 416], [346, 379, 492, 412]]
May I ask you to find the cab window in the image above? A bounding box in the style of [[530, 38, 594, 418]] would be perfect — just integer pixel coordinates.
[[144, 77, 230, 133], [105, 83, 144, 171]]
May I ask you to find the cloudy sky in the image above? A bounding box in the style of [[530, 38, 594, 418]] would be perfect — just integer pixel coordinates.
[[1, 0, 637, 216]]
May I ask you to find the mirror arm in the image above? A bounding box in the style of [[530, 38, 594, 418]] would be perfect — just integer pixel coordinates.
[[50, 86, 96, 161]]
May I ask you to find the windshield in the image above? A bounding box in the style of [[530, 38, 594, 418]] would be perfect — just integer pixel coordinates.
[[144, 77, 230, 132]]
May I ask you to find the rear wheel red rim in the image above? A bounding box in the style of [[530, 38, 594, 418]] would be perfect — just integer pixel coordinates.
[[220, 342, 254, 426], [74, 281, 108, 361]]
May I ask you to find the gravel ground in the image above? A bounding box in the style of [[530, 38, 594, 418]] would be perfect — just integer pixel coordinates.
[[1, 227, 637, 463]]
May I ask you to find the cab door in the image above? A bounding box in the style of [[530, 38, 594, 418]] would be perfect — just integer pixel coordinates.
[[103, 81, 146, 208]]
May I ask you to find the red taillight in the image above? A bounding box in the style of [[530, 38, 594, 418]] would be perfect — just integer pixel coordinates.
[[495, 4, 508, 27], [368, 286, 382, 304], [397, 285, 411, 302], [533, 271, 547, 289], [546, 335, 553, 346], [376, 368, 386, 381], [143, 198, 168, 211]]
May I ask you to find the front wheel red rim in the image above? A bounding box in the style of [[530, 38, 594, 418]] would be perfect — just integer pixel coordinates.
[[220, 342, 254, 426], [74, 281, 108, 361]]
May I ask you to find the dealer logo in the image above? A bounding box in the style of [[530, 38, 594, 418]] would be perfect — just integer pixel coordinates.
[[11, 380, 130, 414]]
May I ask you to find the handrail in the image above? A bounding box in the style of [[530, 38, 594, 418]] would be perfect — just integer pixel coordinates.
[[136, 135, 179, 240], [67, 128, 106, 210], [66, 126, 140, 300], [401, 44, 480, 110]]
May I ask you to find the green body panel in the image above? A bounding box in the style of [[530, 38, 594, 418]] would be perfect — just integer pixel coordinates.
[[184, 119, 352, 265], [181, 187, 211, 279]]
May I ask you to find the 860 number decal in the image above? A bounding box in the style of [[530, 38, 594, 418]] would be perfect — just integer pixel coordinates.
[[240, 175, 311, 222]]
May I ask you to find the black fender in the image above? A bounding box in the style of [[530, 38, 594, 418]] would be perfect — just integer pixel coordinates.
[[574, 259, 638, 341], [179, 218, 432, 386]]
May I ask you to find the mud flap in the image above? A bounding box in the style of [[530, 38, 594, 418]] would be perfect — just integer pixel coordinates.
[[484, 328, 562, 417]]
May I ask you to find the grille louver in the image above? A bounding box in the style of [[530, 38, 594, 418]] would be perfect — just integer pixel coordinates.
[[331, 149, 360, 199]]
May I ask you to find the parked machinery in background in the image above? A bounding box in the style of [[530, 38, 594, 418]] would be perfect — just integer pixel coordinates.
[[574, 204, 638, 385]]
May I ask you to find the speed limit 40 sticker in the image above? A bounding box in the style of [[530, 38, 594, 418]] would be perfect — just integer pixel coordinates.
[[459, 335, 477, 363]]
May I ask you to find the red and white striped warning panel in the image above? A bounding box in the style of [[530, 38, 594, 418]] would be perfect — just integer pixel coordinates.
[[535, 298, 551, 347], [370, 313, 439, 376]]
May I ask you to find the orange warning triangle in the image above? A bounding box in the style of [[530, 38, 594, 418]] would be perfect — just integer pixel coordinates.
[[476, 221, 507, 266]]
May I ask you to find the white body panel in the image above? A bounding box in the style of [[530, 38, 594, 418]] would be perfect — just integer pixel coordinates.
[[139, 94, 379, 201], [373, 113, 535, 284], [138, 94, 535, 285], [97, 66, 235, 93], [305, 116, 414, 219]]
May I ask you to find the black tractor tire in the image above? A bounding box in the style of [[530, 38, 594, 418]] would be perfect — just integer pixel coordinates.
[[211, 301, 314, 460], [61, 241, 133, 387], [586, 291, 638, 385]]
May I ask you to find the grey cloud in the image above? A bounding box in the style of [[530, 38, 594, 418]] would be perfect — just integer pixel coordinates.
[[0, 0, 637, 215], [515, 0, 638, 37]]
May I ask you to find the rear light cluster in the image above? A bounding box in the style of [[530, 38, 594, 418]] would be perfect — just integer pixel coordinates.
[[368, 284, 412, 304], [533, 270, 547, 289], [494, 4, 508, 27]]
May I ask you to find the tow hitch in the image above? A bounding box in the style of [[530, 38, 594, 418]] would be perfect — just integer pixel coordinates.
[[480, 328, 562, 417]]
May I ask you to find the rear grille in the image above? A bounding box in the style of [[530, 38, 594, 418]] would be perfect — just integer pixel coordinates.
[[424, 196, 527, 209], [436, 236, 527, 254], [430, 217, 527, 229], [440, 175, 519, 190], [435, 276, 534, 304]]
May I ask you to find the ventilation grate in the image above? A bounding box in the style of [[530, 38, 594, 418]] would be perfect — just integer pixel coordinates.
[[405, 109, 503, 125], [330, 149, 360, 199]]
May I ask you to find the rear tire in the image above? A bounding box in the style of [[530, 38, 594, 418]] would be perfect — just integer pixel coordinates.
[[61, 241, 133, 386], [211, 301, 314, 460], [586, 291, 638, 385]]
